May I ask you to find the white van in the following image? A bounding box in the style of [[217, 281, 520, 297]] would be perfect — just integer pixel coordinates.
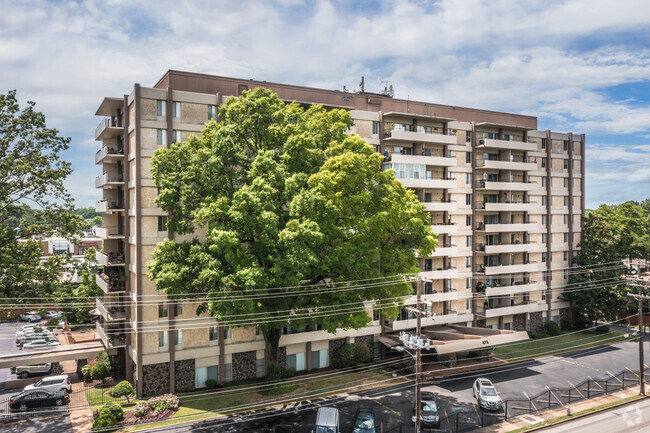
[[24, 374, 71, 393], [312, 407, 340, 433]]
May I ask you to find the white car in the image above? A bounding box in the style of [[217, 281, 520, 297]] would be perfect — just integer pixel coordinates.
[[19, 312, 41, 322], [24, 375, 71, 393], [22, 340, 60, 350], [12, 363, 52, 378], [44, 311, 64, 319]]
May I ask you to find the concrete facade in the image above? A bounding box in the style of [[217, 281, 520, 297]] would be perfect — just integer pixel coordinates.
[[94, 70, 584, 396]]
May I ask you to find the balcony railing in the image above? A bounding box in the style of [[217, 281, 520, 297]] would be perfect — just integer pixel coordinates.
[[95, 200, 124, 213], [95, 146, 124, 164], [95, 226, 125, 239], [96, 250, 125, 267], [95, 117, 123, 140], [95, 172, 124, 188], [96, 298, 126, 321], [96, 322, 126, 349], [96, 271, 126, 293]]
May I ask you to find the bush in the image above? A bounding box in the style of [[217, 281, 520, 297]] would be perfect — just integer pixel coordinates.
[[352, 343, 372, 365], [265, 364, 283, 382], [205, 379, 217, 389], [332, 343, 371, 368], [81, 364, 92, 383], [110, 381, 134, 402], [596, 325, 610, 334], [185, 383, 196, 392], [543, 320, 561, 336], [133, 394, 180, 419], [99, 403, 123, 421], [92, 414, 117, 430], [91, 361, 109, 383], [133, 403, 149, 418], [95, 350, 109, 364]]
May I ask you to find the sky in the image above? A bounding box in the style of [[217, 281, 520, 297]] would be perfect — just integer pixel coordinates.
[[1, 0, 649, 209]]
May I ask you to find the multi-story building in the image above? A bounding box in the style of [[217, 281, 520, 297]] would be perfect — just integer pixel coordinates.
[[94, 70, 585, 396]]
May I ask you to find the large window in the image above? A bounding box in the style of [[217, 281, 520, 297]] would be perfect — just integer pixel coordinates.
[[194, 365, 218, 388], [372, 121, 379, 135], [208, 105, 217, 121], [158, 216, 168, 232], [158, 331, 168, 347], [172, 101, 181, 119], [175, 329, 183, 345], [158, 303, 168, 318], [156, 100, 166, 117], [209, 326, 218, 341], [156, 129, 167, 146], [391, 163, 426, 180], [287, 352, 307, 371], [311, 349, 329, 369]]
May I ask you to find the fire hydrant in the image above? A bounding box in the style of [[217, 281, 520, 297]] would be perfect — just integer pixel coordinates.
[[566, 406, 572, 416]]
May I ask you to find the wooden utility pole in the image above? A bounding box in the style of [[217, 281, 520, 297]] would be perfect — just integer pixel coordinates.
[[627, 278, 650, 396], [415, 277, 422, 433]]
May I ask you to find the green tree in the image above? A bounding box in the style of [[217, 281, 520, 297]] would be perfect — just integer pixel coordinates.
[[148, 88, 436, 367], [0, 90, 86, 302], [91, 361, 109, 383], [562, 213, 629, 327], [593, 201, 647, 259]]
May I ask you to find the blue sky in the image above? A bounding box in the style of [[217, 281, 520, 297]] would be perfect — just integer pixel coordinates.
[[1, 0, 649, 209]]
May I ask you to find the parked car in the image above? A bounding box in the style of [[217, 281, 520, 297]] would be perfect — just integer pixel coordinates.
[[24, 375, 71, 393], [16, 332, 54, 346], [352, 406, 376, 433], [19, 312, 41, 322], [312, 407, 339, 433], [419, 392, 440, 429], [9, 389, 69, 412], [270, 423, 296, 433], [12, 363, 52, 378], [473, 378, 503, 411], [22, 339, 60, 350], [43, 311, 64, 319]]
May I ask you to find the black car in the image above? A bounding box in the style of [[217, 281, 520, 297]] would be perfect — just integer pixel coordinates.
[[419, 392, 440, 429], [9, 389, 70, 412]]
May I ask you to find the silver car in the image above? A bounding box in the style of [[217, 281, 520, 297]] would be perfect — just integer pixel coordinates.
[[473, 378, 503, 411]]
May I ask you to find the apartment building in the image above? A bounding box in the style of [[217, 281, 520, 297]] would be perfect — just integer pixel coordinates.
[[94, 70, 585, 396]]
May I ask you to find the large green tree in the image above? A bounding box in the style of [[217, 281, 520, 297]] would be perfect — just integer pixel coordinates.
[[148, 88, 437, 366], [593, 201, 648, 259], [562, 213, 628, 327], [0, 90, 86, 302]]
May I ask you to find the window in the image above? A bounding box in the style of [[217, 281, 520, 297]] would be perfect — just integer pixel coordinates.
[[542, 252, 547, 263], [286, 352, 306, 371], [541, 138, 547, 149], [466, 257, 472, 268], [466, 235, 472, 247], [541, 158, 547, 168], [564, 251, 568, 262], [564, 233, 569, 243], [209, 326, 219, 341], [564, 196, 569, 207], [466, 194, 472, 206], [542, 233, 547, 244], [542, 177, 546, 187], [563, 140, 569, 151], [466, 278, 472, 289], [159, 331, 168, 347], [225, 327, 232, 339], [157, 100, 166, 117], [194, 365, 218, 388], [172, 130, 181, 143], [157, 129, 167, 146], [466, 152, 472, 164], [175, 302, 183, 316], [372, 121, 379, 135], [424, 282, 433, 295], [311, 349, 329, 369], [423, 259, 432, 272], [542, 215, 547, 226], [541, 196, 546, 207], [208, 105, 217, 121], [158, 303, 168, 318], [564, 270, 568, 280], [175, 329, 183, 345], [542, 290, 547, 300], [158, 216, 168, 232], [564, 178, 569, 188], [466, 173, 472, 185], [466, 215, 472, 226], [564, 214, 568, 225], [564, 160, 568, 170], [466, 131, 471, 143], [172, 101, 181, 119]]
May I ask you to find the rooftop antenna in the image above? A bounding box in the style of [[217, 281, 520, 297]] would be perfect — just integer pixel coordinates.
[[379, 78, 395, 97], [342, 85, 348, 93], [359, 76, 365, 93]]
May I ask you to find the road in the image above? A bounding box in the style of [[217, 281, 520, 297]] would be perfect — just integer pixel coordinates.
[[539, 397, 650, 432]]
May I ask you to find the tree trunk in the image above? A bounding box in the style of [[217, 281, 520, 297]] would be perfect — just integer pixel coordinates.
[[263, 327, 282, 369]]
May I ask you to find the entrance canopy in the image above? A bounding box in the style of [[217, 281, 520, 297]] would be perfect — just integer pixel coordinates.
[[0, 341, 104, 369], [379, 325, 528, 355]]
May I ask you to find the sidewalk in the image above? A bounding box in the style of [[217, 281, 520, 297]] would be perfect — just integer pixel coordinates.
[[469, 385, 647, 432], [69, 381, 94, 433]]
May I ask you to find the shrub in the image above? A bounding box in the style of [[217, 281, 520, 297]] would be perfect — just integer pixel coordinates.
[[205, 379, 217, 389], [596, 325, 610, 334], [81, 364, 92, 383], [185, 383, 196, 392], [543, 320, 561, 336], [92, 414, 116, 430], [110, 381, 134, 402], [352, 343, 372, 365], [91, 361, 109, 383], [265, 364, 283, 382], [281, 368, 296, 379], [99, 403, 123, 421], [133, 394, 180, 419], [332, 344, 355, 369], [133, 403, 149, 418], [95, 350, 109, 364]]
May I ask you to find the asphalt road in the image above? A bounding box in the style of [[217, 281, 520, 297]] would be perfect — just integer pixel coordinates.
[[539, 397, 650, 432], [139, 337, 650, 433]]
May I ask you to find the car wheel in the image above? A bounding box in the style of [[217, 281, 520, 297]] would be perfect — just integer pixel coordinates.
[[19, 404, 27, 412], [55, 399, 63, 406], [20, 371, 28, 378], [60, 388, 69, 394]]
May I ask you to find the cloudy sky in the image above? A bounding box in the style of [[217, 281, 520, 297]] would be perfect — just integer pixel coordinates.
[[2, 0, 649, 209]]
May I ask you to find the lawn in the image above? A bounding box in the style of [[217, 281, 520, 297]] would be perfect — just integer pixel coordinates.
[[492, 330, 636, 362], [84, 385, 140, 408]]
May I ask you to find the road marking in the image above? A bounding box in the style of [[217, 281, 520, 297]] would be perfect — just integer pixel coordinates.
[[567, 380, 585, 399], [365, 395, 400, 417], [523, 390, 537, 411]]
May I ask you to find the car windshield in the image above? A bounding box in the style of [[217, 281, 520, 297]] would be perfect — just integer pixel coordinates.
[[315, 428, 336, 433], [422, 402, 437, 412], [355, 416, 374, 428], [481, 388, 497, 396], [34, 380, 43, 386]]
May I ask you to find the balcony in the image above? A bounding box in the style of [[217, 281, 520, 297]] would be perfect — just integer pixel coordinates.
[[422, 200, 458, 212], [399, 177, 457, 189], [485, 281, 541, 297], [479, 202, 538, 212], [95, 226, 125, 240], [95, 200, 124, 213], [384, 129, 457, 145], [418, 290, 473, 302], [95, 172, 124, 189], [95, 117, 123, 141], [430, 245, 460, 257], [476, 180, 537, 192], [479, 158, 537, 171], [483, 302, 540, 318], [477, 262, 545, 275], [391, 153, 457, 167], [477, 138, 537, 152], [96, 271, 126, 294], [431, 223, 457, 234], [96, 250, 125, 267], [477, 222, 537, 233], [482, 242, 545, 254], [96, 322, 126, 349], [95, 146, 124, 165], [421, 268, 459, 279], [96, 298, 126, 322], [390, 311, 474, 331]]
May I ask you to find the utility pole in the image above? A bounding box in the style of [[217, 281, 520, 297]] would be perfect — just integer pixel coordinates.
[[415, 277, 422, 433], [627, 278, 650, 396]]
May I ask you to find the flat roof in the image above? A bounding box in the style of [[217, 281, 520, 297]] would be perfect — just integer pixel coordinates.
[[0, 342, 104, 369]]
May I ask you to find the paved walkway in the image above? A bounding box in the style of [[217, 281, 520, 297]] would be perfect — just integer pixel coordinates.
[[69, 381, 93, 433], [469, 384, 647, 432]]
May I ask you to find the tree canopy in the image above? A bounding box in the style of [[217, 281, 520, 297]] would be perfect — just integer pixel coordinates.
[[148, 88, 437, 365]]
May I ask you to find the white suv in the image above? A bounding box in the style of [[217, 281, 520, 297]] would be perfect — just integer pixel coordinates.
[[24, 375, 71, 393], [473, 378, 503, 411], [12, 363, 52, 378]]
